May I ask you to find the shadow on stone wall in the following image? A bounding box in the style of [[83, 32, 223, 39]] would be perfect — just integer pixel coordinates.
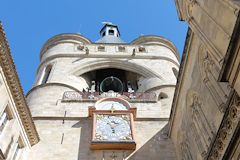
[[73, 120, 176, 160], [127, 123, 176, 160]]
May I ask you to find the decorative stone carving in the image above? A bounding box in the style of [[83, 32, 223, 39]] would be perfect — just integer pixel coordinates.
[[189, 93, 216, 158], [208, 93, 240, 160], [190, 123, 207, 158], [198, 46, 230, 112], [180, 141, 193, 160]]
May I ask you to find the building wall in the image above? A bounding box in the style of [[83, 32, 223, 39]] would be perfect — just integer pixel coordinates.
[[25, 35, 179, 160], [0, 67, 28, 160], [170, 1, 240, 160], [0, 23, 39, 160]]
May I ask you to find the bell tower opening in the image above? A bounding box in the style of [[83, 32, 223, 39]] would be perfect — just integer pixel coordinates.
[[80, 68, 141, 93]]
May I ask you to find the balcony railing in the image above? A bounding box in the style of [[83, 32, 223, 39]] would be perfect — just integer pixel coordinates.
[[62, 91, 157, 103]]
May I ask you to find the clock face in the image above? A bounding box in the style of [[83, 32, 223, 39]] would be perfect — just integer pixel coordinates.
[[94, 114, 133, 141], [96, 101, 127, 110]]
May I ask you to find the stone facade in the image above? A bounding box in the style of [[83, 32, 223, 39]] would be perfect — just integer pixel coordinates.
[[24, 25, 179, 159], [0, 23, 39, 160], [170, 1, 240, 159]]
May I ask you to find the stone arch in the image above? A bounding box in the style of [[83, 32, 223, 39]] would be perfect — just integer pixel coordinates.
[[72, 59, 164, 80]]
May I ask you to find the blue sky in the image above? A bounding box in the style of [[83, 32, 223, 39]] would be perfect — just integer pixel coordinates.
[[0, 0, 187, 94]]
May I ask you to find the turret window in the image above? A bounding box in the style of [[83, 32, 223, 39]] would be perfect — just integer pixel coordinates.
[[158, 92, 168, 100], [102, 32, 106, 37], [42, 65, 52, 84], [172, 67, 178, 79], [109, 29, 114, 35]]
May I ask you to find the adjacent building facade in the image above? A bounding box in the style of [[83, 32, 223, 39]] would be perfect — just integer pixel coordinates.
[[0, 23, 39, 160], [170, 0, 240, 159]]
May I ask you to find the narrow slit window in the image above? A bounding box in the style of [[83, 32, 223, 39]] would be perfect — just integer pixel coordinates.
[[0, 110, 8, 134], [0, 106, 11, 135], [172, 67, 178, 79], [158, 92, 168, 100], [42, 65, 52, 84], [102, 32, 106, 37]]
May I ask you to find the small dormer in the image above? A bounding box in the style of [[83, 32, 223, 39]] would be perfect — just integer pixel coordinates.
[[96, 22, 125, 44], [100, 23, 120, 37]]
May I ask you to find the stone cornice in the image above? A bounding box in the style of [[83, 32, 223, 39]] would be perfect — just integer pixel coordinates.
[[0, 23, 39, 146], [174, 0, 183, 20], [207, 92, 240, 160]]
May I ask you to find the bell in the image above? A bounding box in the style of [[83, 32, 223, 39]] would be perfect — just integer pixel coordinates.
[[100, 76, 124, 93]]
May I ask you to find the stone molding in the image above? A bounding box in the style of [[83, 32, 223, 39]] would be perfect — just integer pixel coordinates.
[[37, 54, 180, 76], [40, 34, 180, 62], [198, 45, 230, 112], [207, 92, 240, 160], [71, 59, 163, 79], [40, 33, 92, 60], [0, 23, 39, 146]]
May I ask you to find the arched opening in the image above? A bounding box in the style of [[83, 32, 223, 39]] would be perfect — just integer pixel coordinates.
[[158, 92, 168, 100], [80, 68, 142, 93]]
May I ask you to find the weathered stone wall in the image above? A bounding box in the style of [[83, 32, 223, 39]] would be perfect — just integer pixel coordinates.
[[171, 1, 240, 159]]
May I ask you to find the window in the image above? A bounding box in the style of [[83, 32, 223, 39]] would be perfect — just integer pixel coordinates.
[[0, 149, 4, 160], [138, 46, 146, 52], [0, 110, 9, 134], [8, 137, 23, 160], [42, 65, 52, 84], [109, 29, 114, 35], [172, 67, 178, 79], [98, 45, 105, 52], [118, 46, 126, 52], [158, 92, 168, 100], [102, 32, 106, 37], [12, 143, 20, 160]]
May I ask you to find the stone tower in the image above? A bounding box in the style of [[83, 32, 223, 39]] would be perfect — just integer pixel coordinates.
[[25, 23, 179, 160]]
